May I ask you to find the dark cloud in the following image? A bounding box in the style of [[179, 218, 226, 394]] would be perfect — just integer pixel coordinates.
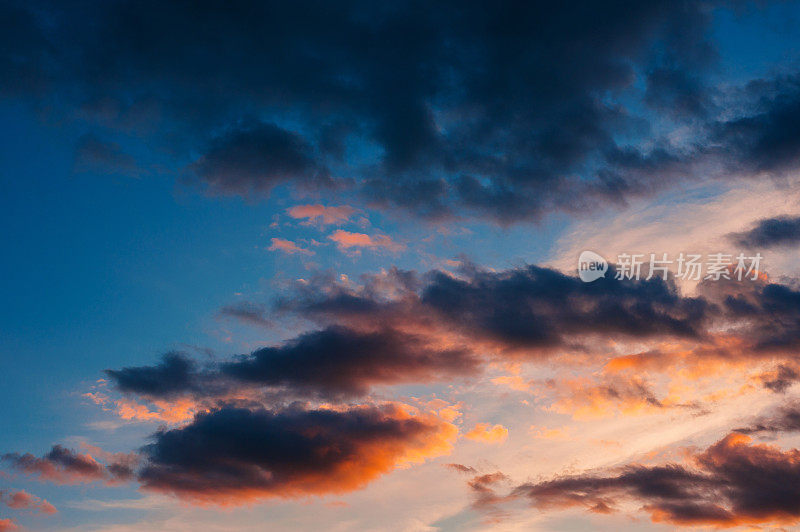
[[4, 403, 454, 504], [730, 215, 800, 248], [105, 263, 800, 420], [105, 326, 478, 401], [716, 281, 800, 352], [106, 352, 198, 398], [1, 0, 764, 222], [220, 326, 478, 398], [217, 301, 273, 329], [269, 263, 800, 393], [2, 445, 133, 485], [420, 266, 709, 346], [73, 133, 139, 176], [508, 433, 800, 527], [713, 74, 800, 177], [137, 403, 455, 502], [760, 364, 800, 393], [736, 402, 800, 434], [284, 264, 712, 354], [644, 66, 712, 119], [189, 121, 332, 196]]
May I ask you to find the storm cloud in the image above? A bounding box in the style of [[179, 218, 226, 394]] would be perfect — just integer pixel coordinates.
[[105, 326, 478, 401], [3, 0, 790, 222], [731, 215, 800, 248], [283, 264, 713, 353], [137, 403, 456, 502]]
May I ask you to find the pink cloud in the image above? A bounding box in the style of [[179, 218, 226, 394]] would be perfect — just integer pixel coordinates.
[[267, 237, 314, 255], [328, 230, 404, 253], [2, 444, 135, 486], [287, 204, 356, 225], [1, 489, 57, 515]]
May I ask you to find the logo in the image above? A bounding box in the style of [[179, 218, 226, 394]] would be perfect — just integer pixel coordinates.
[[578, 250, 608, 282]]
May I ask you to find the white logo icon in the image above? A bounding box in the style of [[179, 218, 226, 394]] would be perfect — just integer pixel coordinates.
[[578, 251, 608, 282]]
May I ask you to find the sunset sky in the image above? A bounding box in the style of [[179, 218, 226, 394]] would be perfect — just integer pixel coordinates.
[[4, 1, 800, 530]]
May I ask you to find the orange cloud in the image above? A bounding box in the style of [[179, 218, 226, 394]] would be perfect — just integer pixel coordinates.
[[491, 375, 532, 392], [115, 397, 200, 424], [328, 230, 404, 253], [268, 237, 314, 255], [546, 376, 668, 420], [138, 402, 457, 504], [529, 426, 570, 440], [85, 389, 200, 424], [465, 423, 508, 444], [0, 519, 17, 531], [287, 204, 355, 225]]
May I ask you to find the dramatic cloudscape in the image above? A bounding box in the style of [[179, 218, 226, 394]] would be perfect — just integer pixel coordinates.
[[4, 1, 800, 530]]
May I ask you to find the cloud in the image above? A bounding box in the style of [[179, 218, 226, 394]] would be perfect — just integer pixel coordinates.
[[190, 121, 331, 196], [103, 261, 800, 427], [445, 463, 477, 475], [0, 0, 764, 222], [267, 238, 314, 256], [8, 403, 456, 506], [84, 388, 200, 424], [217, 301, 272, 328], [708, 280, 800, 353], [106, 326, 478, 401], [736, 402, 800, 435], [551, 177, 800, 292], [0, 490, 56, 515], [219, 326, 477, 398], [644, 65, 711, 119], [546, 376, 668, 420], [137, 403, 457, 503], [73, 133, 139, 176], [2, 445, 135, 485], [507, 433, 800, 527], [283, 264, 712, 355], [258, 261, 800, 420], [80, 260, 800, 515], [468, 472, 510, 510], [287, 204, 356, 226], [328, 230, 405, 253], [0, 519, 16, 532], [758, 363, 800, 393], [712, 74, 800, 178], [730, 215, 800, 249], [105, 352, 197, 399], [464, 423, 508, 444], [284, 262, 800, 373]]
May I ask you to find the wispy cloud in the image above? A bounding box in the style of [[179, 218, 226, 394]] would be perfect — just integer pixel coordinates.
[[328, 230, 405, 253], [287, 204, 356, 226], [267, 237, 314, 256]]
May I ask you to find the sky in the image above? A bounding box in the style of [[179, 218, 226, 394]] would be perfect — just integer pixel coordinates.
[[3, 1, 800, 530]]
